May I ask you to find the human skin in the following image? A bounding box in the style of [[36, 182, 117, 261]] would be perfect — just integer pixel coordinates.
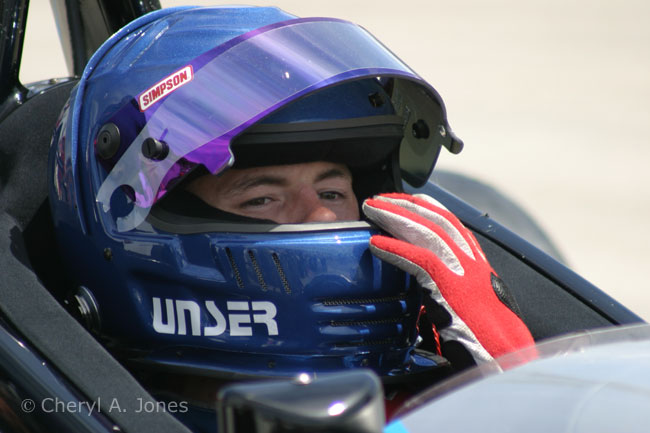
[[186, 161, 360, 223]]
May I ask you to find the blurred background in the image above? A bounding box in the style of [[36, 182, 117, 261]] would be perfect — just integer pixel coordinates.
[[22, 1, 650, 319]]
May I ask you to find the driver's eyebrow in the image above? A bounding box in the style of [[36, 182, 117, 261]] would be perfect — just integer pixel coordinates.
[[229, 174, 288, 194], [314, 167, 351, 183], [227, 166, 351, 195]]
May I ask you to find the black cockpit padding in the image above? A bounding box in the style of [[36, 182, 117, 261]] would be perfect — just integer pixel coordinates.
[[476, 231, 612, 341], [0, 82, 75, 230]]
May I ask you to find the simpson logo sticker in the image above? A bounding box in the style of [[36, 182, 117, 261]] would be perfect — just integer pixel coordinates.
[[138, 65, 194, 111]]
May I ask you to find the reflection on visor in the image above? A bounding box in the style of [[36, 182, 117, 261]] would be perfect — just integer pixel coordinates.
[[95, 18, 435, 232]]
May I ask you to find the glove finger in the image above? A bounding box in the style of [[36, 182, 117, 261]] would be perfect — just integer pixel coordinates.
[[369, 234, 454, 290], [372, 193, 475, 261], [462, 226, 488, 262], [409, 193, 490, 263], [364, 199, 464, 275]]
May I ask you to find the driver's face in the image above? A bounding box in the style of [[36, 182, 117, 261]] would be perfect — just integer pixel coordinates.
[[186, 161, 359, 223]]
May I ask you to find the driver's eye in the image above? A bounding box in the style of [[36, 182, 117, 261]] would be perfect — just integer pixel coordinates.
[[319, 191, 344, 200], [241, 197, 272, 208]]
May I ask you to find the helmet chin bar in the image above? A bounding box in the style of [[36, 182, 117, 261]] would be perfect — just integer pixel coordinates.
[[86, 220, 434, 381]]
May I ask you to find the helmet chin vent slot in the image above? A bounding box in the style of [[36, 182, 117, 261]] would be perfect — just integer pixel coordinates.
[[225, 248, 244, 289], [271, 253, 291, 295], [329, 318, 402, 327], [247, 250, 268, 291], [321, 294, 407, 306], [333, 338, 395, 348]]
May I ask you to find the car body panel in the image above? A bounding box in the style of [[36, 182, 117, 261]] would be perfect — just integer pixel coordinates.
[[390, 324, 650, 432]]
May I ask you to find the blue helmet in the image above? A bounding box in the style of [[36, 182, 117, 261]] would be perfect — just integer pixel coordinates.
[[48, 5, 461, 389]]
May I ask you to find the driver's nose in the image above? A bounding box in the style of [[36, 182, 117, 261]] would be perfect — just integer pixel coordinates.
[[303, 205, 338, 223], [296, 188, 337, 223]]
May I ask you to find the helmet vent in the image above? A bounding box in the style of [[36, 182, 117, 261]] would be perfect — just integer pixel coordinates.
[[271, 253, 291, 295], [321, 294, 407, 306], [334, 338, 395, 348], [329, 318, 403, 327], [225, 248, 244, 289], [247, 250, 268, 291]]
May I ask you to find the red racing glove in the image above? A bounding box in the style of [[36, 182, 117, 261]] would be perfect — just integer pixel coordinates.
[[363, 193, 536, 367]]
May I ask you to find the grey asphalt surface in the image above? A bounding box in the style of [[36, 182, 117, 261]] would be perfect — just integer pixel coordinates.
[[22, 1, 650, 320]]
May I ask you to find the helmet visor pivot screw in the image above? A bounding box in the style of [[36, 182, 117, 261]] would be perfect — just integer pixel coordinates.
[[96, 123, 121, 160], [142, 137, 169, 161], [412, 119, 430, 139]]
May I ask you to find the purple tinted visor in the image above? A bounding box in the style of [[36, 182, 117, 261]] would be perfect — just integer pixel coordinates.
[[96, 18, 429, 231]]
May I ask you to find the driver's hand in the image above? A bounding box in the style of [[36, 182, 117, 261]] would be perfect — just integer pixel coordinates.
[[363, 193, 536, 368]]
